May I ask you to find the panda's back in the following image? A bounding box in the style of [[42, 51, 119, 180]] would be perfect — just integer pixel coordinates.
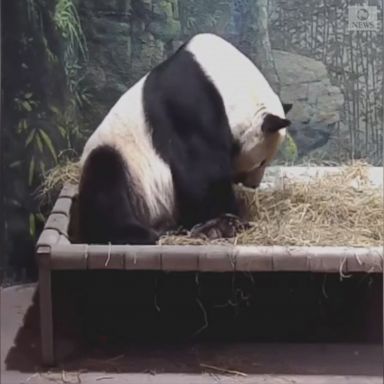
[[78, 33, 286, 236], [185, 34, 285, 130]]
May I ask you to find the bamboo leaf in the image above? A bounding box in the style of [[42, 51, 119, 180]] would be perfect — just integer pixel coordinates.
[[10, 160, 22, 168], [58, 125, 67, 138], [36, 133, 43, 152], [36, 213, 46, 222], [49, 105, 60, 115], [39, 160, 46, 175], [39, 129, 57, 162], [25, 129, 36, 147], [22, 101, 32, 112], [28, 157, 35, 186], [17, 120, 25, 134]]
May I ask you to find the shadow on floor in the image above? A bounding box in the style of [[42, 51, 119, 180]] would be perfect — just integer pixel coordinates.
[[5, 271, 383, 375]]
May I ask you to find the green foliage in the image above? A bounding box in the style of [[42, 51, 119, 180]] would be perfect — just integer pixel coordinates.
[[49, 103, 88, 150], [42, 36, 58, 64], [52, 0, 91, 152], [14, 92, 37, 113], [29, 212, 46, 238], [25, 0, 39, 25], [63, 61, 91, 108], [14, 92, 58, 187], [54, 0, 88, 62], [9, 0, 90, 242], [278, 133, 298, 164]]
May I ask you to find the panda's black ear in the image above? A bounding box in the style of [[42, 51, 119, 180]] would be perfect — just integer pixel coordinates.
[[282, 103, 293, 114], [262, 113, 291, 134]]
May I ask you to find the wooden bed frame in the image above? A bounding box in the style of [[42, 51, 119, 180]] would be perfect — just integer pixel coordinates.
[[35, 183, 383, 366]]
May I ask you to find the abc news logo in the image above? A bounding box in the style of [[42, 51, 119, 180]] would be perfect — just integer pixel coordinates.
[[348, 6, 378, 31]]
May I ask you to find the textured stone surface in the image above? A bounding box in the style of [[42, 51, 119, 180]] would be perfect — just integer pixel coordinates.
[[273, 50, 344, 158], [78, 3, 344, 159], [79, 0, 183, 130], [78, 0, 281, 133]]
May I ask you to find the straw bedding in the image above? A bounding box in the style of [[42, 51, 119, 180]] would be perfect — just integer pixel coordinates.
[[41, 161, 383, 247]]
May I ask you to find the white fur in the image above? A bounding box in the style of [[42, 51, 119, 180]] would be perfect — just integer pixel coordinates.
[[80, 33, 287, 221], [186, 33, 287, 173], [80, 76, 175, 224]]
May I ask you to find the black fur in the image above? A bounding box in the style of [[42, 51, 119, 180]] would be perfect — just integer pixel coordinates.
[[261, 113, 291, 134], [143, 49, 239, 229], [283, 103, 293, 114], [78, 145, 158, 245], [78, 41, 284, 245]]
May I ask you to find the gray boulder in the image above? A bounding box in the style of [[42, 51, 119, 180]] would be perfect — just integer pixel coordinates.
[[273, 50, 344, 158]]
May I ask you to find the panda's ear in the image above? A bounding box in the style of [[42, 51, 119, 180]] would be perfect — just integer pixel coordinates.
[[282, 103, 293, 114], [262, 113, 291, 134]]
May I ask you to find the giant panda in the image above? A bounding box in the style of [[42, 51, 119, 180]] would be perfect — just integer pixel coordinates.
[[77, 33, 292, 245]]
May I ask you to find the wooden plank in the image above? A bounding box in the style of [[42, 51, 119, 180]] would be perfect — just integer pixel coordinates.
[[160, 245, 199, 271], [59, 183, 78, 198], [45, 213, 69, 236], [38, 266, 55, 366], [347, 247, 383, 273], [36, 229, 60, 248], [125, 247, 161, 270], [47, 243, 383, 273], [49, 244, 88, 270], [236, 246, 273, 271], [307, 251, 345, 273], [7, 373, 381, 384], [51, 197, 72, 216], [87, 245, 125, 269], [198, 246, 236, 272], [57, 235, 70, 245]]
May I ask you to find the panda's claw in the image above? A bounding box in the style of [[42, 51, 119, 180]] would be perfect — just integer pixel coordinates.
[[190, 214, 250, 240]]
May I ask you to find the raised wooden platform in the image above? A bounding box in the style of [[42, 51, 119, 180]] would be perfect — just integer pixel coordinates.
[[35, 173, 383, 365]]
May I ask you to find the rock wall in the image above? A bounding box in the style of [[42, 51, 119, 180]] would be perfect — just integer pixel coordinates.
[[273, 50, 344, 158], [78, 1, 343, 160], [78, 0, 281, 132], [79, 0, 182, 130]]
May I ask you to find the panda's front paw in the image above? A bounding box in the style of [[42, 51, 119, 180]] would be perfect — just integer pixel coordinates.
[[190, 214, 250, 240]]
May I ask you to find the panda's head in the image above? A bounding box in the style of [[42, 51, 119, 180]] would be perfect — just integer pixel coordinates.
[[234, 102, 293, 188]]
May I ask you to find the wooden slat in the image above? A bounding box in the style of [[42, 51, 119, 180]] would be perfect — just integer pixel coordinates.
[[51, 197, 72, 216], [36, 229, 60, 248], [44, 213, 70, 236], [48, 244, 383, 273], [236, 247, 273, 271], [125, 248, 161, 270], [161, 245, 199, 271], [49, 244, 88, 270], [347, 247, 383, 273], [59, 183, 78, 198], [57, 235, 70, 245], [199, 246, 237, 272], [87, 245, 125, 270]]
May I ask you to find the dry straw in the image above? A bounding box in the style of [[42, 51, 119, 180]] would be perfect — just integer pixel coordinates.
[[41, 161, 383, 247]]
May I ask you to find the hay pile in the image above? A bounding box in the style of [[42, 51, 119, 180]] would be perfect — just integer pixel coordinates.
[[39, 160, 81, 200], [41, 161, 383, 247]]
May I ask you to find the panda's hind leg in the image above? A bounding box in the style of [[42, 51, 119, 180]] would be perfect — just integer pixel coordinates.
[[77, 145, 158, 245]]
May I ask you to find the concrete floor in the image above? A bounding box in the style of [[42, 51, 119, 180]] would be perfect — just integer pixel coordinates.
[[1, 283, 383, 384]]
